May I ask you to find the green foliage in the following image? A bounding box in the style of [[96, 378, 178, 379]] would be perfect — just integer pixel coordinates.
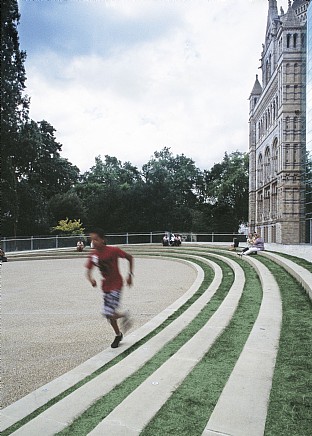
[[52, 218, 85, 236], [81, 155, 141, 186], [1, 0, 29, 236], [1, 1, 80, 236], [48, 191, 86, 225], [202, 151, 249, 232], [67, 149, 249, 234], [140, 147, 202, 230], [9, 120, 80, 235]]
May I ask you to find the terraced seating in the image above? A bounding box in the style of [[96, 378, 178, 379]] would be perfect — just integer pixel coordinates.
[[260, 251, 312, 300], [1, 244, 311, 436]]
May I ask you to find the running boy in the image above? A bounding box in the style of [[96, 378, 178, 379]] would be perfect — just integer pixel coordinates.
[[85, 228, 134, 348]]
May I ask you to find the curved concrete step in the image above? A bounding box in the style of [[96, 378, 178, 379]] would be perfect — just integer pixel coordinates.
[[86, 257, 245, 435], [260, 251, 312, 300], [202, 255, 282, 436]]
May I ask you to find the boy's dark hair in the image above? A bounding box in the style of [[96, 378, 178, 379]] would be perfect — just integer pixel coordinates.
[[89, 228, 106, 240]]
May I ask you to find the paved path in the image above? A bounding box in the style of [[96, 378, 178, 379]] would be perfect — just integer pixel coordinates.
[[1, 256, 197, 408]]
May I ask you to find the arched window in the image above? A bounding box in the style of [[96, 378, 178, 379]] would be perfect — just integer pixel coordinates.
[[273, 101, 275, 120], [285, 63, 290, 82], [272, 139, 278, 176], [293, 116, 297, 129], [287, 34, 291, 48], [264, 146, 271, 182], [285, 116, 290, 138], [266, 60, 270, 84], [293, 33, 297, 48], [257, 153, 263, 187]]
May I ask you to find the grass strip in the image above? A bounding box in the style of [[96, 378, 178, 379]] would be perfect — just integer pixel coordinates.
[[141, 258, 262, 436], [258, 257, 312, 436], [56, 257, 234, 435], [2, 256, 213, 436]]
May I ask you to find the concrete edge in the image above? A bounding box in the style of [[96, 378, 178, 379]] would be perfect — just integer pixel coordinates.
[[260, 251, 312, 301]]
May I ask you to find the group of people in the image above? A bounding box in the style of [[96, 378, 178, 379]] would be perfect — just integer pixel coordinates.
[[237, 232, 265, 256], [162, 233, 182, 246]]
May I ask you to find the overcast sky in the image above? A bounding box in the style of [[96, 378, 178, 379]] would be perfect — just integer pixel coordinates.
[[17, 0, 290, 173]]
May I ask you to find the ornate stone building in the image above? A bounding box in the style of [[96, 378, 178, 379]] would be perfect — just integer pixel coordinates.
[[249, 0, 310, 244], [306, 1, 312, 242]]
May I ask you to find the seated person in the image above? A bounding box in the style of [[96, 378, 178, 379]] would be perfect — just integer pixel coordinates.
[[162, 234, 169, 246], [229, 237, 239, 251], [175, 234, 182, 246], [170, 233, 175, 246], [0, 247, 8, 262], [240, 233, 264, 256], [239, 233, 255, 253], [76, 240, 85, 252]]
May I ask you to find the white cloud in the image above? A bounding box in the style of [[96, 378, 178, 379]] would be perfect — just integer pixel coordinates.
[[21, 0, 290, 172]]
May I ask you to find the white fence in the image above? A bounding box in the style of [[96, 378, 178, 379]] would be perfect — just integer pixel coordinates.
[[1, 232, 247, 253]]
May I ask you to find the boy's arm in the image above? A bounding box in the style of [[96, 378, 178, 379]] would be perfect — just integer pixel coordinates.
[[125, 253, 134, 286], [86, 263, 97, 287]]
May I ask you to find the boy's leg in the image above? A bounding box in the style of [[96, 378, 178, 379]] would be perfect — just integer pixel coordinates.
[[109, 316, 121, 335], [110, 311, 133, 335], [103, 292, 124, 347]]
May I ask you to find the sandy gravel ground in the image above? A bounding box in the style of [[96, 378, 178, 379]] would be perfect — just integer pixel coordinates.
[[1, 257, 197, 408]]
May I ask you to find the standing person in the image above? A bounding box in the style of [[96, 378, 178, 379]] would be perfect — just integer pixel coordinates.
[[85, 228, 134, 348]]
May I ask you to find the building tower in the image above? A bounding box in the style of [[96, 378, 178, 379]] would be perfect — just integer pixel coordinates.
[[306, 1, 312, 242], [249, 0, 310, 244]]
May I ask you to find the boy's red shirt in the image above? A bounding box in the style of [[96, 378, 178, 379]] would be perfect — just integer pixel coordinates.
[[86, 245, 127, 292]]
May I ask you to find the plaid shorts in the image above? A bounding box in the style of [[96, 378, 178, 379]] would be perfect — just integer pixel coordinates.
[[102, 290, 121, 318]]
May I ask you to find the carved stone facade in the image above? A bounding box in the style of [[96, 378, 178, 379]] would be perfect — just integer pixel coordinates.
[[306, 2, 312, 242], [249, 0, 310, 244]]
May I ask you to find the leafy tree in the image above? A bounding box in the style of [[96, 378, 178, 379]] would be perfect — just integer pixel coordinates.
[[202, 151, 249, 232], [1, 1, 80, 236], [12, 120, 80, 235], [1, 0, 29, 236], [78, 156, 144, 232], [82, 155, 141, 187], [18, 120, 80, 196], [48, 191, 86, 226], [141, 147, 202, 230]]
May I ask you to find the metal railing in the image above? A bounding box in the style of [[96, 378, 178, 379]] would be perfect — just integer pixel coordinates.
[[1, 232, 247, 253]]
